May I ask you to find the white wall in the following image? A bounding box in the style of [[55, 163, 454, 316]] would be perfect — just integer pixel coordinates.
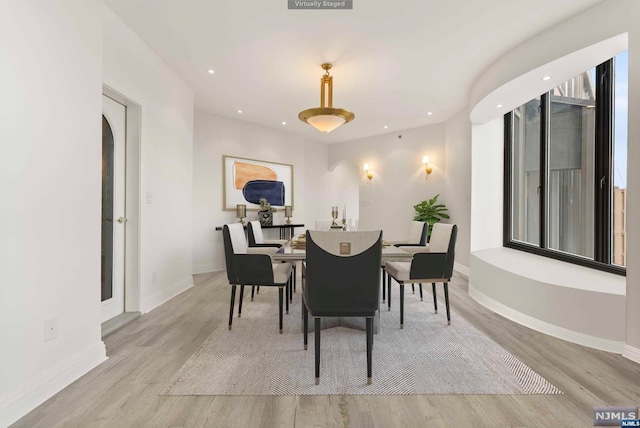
[[328, 125, 447, 241], [625, 0, 640, 356], [470, 118, 504, 252], [0, 1, 106, 425], [444, 108, 472, 269], [192, 111, 326, 273], [102, 5, 195, 313], [327, 161, 360, 228], [303, 140, 331, 230]]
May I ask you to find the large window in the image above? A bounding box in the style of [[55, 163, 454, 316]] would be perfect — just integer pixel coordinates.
[[504, 52, 627, 275]]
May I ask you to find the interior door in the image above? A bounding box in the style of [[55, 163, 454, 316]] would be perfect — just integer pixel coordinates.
[[101, 95, 126, 322]]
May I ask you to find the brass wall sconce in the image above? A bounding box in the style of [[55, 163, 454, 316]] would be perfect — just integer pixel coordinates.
[[422, 155, 432, 179], [364, 163, 373, 183], [236, 204, 246, 225], [284, 205, 292, 224]]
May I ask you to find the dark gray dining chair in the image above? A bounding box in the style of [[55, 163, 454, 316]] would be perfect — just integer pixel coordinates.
[[381, 221, 428, 301], [223, 223, 293, 333], [247, 220, 293, 299], [247, 221, 288, 247], [385, 223, 457, 328], [302, 230, 382, 385]]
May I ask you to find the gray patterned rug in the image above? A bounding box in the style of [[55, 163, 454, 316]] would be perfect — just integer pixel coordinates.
[[161, 284, 562, 396]]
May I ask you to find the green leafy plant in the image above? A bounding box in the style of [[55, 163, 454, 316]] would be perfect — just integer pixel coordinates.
[[413, 194, 449, 238]]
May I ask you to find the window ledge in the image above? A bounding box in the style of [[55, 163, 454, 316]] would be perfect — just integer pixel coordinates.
[[472, 247, 625, 295]]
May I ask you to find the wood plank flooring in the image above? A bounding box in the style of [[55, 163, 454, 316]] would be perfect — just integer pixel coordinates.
[[12, 270, 640, 427]]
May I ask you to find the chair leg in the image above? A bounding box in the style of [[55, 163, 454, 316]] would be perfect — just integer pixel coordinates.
[[419, 283, 423, 301], [293, 264, 297, 293], [285, 279, 290, 315], [238, 285, 245, 318], [228, 285, 237, 330], [366, 317, 373, 385], [387, 277, 392, 311], [400, 283, 405, 329], [432, 282, 438, 313], [256, 286, 260, 294], [251, 285, 255, 301], [303, 303, 308, 350], [278, 287, 284, 333], [289, 274, 293, 303], [382, 267, 386, 303], [444, 282, 451, 325], [315, 318, 321, 385], [412, 284, 415, 294]]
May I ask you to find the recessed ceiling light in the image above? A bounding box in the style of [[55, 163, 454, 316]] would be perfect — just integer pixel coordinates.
[[237, 110, 242, 114], [427, 112, 433, 116], [208, 69, 215, 74], [542, 75, 552, 81], [384, 125, 388, 129], [282, 121, 287, 125], [496, 104, 503, 108]]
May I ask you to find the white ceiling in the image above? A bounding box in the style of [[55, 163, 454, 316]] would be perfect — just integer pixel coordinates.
[[104, 0, 602, 143]]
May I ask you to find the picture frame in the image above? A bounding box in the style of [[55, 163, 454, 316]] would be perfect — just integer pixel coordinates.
[[223, 155, 294, 211]]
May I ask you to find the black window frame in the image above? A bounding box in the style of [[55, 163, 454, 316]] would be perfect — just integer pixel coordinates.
[[503, 57, 626, 276]]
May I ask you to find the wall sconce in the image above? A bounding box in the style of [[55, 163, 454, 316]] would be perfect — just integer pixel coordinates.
[[422, 155, 432, 179], [363, 163, 373, 183]]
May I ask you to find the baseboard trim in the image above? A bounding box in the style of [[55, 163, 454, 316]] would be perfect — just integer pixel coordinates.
[[623, 344, 640, 365], [469, 284, 625, 354], [141, 276, 194, 314], [454, 262, 470, 278], [192, 265, 224, 275], [0, 341, 107, 427]]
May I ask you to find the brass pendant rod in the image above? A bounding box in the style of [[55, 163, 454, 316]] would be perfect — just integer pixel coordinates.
[[320, 75, 333, 108]]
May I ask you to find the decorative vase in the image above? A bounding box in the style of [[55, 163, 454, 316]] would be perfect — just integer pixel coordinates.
[[258, 210, 273, 226]]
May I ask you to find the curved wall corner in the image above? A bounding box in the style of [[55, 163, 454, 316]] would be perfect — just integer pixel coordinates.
[[469, 248, 626, 353], [469, 0, 631, 124]]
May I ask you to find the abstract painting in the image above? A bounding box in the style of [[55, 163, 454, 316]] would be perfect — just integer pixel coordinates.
[[223, 155, 293, 210]]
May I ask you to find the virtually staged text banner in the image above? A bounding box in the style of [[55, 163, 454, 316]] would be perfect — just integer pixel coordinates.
[[288, 0, 352, 9]]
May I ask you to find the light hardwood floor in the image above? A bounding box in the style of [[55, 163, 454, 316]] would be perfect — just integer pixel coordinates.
[[12, 270, 640, 427]]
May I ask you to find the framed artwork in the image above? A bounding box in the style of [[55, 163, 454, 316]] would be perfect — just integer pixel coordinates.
[[223, 155, 294, 211]]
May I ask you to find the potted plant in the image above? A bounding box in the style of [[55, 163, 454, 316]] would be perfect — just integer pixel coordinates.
[[258, 198, 275, 226], [413, 194, 449, 240]]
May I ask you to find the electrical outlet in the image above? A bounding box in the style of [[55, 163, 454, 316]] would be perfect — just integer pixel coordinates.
[[44, 317, 58, 342]]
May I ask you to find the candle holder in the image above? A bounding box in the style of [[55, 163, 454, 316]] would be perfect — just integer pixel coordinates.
[[236, 204, 246, 225], [284, 205, 292, 225], [331, 206, 339, 228], [342, 218, 347, 231]]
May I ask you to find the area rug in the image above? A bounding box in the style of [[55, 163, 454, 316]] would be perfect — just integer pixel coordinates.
[[161, 285, 562, 396]]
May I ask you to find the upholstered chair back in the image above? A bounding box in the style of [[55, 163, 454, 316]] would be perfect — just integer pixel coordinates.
[[408, 221, 426, 244], [304, 230, 382, 316], [248, 221, 265, 245], [410, 224, 458, 280], [223, 223, 248, 283], [429, 223, 454, 252]]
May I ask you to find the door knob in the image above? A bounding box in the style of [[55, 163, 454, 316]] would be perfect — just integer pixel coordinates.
[[117, 217, 128, 224]]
